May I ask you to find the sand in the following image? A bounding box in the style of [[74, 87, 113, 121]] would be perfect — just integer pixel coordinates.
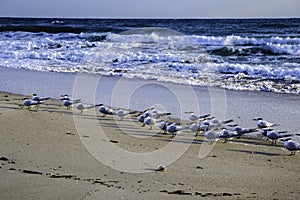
[[0, 91, 300, 200]]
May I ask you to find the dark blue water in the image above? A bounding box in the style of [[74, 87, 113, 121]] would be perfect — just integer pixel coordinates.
[[0, 18, 299, 94]]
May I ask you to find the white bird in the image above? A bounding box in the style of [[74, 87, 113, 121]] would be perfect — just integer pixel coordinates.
[[158, 121, 169, 134], [253, 118, 280, 129], [59, 95, 81, 109], [75, 103, 99, 114], [30, 94, 50, 102], [60, 94, 71, 101], [62, 99, 81, 110], [147, 109, 171, 119], [200, 118, 233, 131], [260, 128, 274, 137], [166, 123, 185, 137], [98, 104, 114, 116], [204, 130, 220, 144], [185, 112, 210, 122], [144, 116, 156, 130], [228, 124, 257, 135], [266, 130, 295, 145], [98, 105, 137, 118], [22, 98, 41, 110], [219, 128, 235, 142], [189, 122, 210, 136], [137, 114, 146, 127], [114, 109, 137, 118], [281, 137, 300, 156], [219, 128, 249, 143], [138, 108, 171, 128]]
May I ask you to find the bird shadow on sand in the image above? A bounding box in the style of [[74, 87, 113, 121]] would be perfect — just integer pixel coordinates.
[[226, 149, 282, 156], [229, 137, 284, 148], [157, 137, 205, 145], [0, 105, 21, 110], [46, 109, 75, 115]]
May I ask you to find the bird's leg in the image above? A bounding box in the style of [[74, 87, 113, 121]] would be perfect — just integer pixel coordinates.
[[141, 123, 145, 127], [288, 152, 296, 156], [149, 126, 152, 130]]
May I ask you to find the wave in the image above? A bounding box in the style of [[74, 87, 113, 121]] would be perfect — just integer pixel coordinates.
[[105, 33, 300, 56], [106, 33, 300, 46], [1, 57, 299, 94], [209, 45, 300, 56], [1, 30, 299, 47]]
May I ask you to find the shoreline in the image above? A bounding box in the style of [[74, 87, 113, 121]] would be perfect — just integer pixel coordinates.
[[1, 67, 300, 97], [1, 67, 300, 132]]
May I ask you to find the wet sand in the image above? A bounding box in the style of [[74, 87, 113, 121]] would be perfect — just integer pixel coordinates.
[[0, 91, 300, 200]]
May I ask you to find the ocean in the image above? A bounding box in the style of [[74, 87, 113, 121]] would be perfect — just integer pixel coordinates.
[[0, 17, 299, 95]]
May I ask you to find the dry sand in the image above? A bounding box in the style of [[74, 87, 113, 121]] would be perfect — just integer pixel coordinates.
[[0, 91, 300, 200]]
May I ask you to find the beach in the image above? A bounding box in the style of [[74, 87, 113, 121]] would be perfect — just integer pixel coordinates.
[[1, 85, 300, 199], [0, 17, 300, 200]]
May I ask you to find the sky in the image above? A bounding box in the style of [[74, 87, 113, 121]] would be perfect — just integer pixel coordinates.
[[0, 0, 299, 18]]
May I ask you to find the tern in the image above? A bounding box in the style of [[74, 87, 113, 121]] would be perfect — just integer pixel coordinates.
[[280, 137, 300, 156], [30, 94, 50, 102], [62, 99, 81, 110], [228, 124, 257, 135], [266, 130, 292, 145], [22, 98, 42, 110], [115, 108, 137, 118], [185, 112, 210, 122], [158, 121, 169, 134], [75, 103, 100, 114], [144, 116, 156, 130], [260, 128, 274, 137], [166, 123, 185, 137], [219, 128, 233, 142], [137, 114, 146, 127], [136, 108, 155, 127], [202, 118, 234, 131], [59, 95, 81, 109], [253, 118, 280, 129], [219, 128, 250, 143], [204, 130, 220, 144], [189, 122, 210, 136], [98, 105, 114, 116], [138, 108, 171, 128], [147, 109, 171, 119]]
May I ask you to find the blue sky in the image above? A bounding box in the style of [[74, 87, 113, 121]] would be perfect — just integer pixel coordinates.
[[0, 0, 299, 18]]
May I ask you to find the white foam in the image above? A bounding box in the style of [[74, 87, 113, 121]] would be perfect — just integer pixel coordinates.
[[0, 31, 299, 94]]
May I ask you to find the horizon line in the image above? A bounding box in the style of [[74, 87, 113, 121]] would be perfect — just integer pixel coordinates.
[[0, 16, 300, 20]]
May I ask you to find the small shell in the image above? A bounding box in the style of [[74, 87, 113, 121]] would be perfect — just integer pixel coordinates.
[[155, 165, 166, 172]]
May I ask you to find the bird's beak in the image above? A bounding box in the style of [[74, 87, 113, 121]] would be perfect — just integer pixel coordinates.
[[279, 137, 292, 142]]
